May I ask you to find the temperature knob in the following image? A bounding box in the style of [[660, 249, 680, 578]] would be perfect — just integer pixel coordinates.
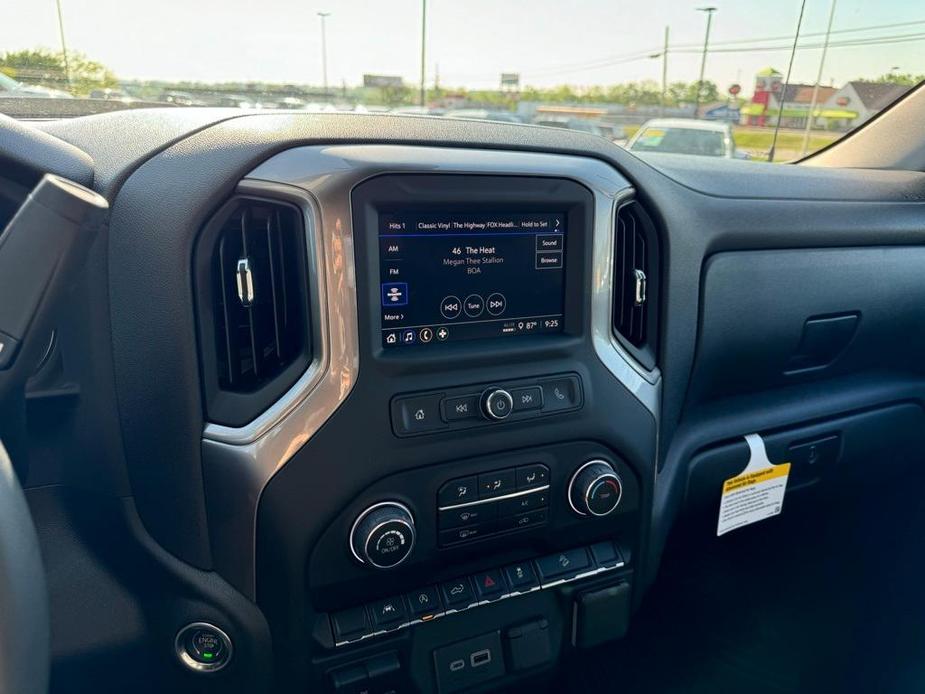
[[349, 502, 416, 569], [568, 460, 623, 517]]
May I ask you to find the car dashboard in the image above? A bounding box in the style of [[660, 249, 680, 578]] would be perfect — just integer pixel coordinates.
[[4, 109, 925, 693]]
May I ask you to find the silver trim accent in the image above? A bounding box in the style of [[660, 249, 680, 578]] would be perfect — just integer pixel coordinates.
[[201, 145, 660, 600], [633, 268, 647, 306], [174, 622, 233, 673], [483, 388, 514, 420], [235, 257, 254, 307], [332, 559, 624, 647], [348, 501, 416, 568], [438, 484, 549, 511]]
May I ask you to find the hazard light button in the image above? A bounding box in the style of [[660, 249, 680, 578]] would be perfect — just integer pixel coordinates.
[[473, 568, 507, 601]]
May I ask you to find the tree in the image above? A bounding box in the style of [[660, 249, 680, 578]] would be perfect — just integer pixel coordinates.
[[861, 72, 924, 86], [0, 48, 117, 95]]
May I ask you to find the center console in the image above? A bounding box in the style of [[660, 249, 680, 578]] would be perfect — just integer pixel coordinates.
[[206, 146, 660, 694]]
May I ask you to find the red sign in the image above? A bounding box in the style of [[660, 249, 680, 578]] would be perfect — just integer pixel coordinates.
[[728, 83, 741, 96], [837, 96, 850, 106]]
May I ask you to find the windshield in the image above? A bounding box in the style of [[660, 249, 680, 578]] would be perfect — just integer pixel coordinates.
[[1, 1, 921, 162]]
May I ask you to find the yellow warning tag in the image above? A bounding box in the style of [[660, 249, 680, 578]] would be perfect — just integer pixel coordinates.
[[717, 434, 791, 536]]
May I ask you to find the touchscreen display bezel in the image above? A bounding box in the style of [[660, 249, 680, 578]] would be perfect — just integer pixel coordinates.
[[351, 174, 592, 360]]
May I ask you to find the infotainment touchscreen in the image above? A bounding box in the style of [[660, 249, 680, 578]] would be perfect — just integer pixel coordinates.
[[378, 211, 566, 347]]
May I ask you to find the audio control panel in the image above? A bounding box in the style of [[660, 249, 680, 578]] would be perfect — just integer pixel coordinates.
[[390, 373, 582, 437]]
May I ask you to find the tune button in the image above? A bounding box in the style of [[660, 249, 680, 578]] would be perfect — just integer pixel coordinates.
[[464, 294, 484, 318], [481, 388, 514, 420]]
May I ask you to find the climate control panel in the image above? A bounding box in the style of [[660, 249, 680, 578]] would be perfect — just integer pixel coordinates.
[[437, 464, 550, 546], [309, 441, 639, 615]]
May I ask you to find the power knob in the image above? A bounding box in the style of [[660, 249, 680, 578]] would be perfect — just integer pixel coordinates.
[[349, 502, 416, 569], [567, 460, 623, 517], [481, 387, 514, 420]]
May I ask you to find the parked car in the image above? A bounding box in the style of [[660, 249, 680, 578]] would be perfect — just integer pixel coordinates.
[[444, 108, 523, 123], [533, 116, 623, 142], [159, 90, 198, 106], [0, 71, 72, 99], [627, 118, 748, 158]]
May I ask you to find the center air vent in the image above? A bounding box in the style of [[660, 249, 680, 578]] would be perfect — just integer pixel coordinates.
[[196, 196, 312, 427], [613, 201, 659, 370]]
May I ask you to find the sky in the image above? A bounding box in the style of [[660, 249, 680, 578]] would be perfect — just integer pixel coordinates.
[[2, 0, 923, 95]]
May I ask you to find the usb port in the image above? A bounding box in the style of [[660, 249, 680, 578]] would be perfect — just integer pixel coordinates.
[[470, 649, 492, 668]]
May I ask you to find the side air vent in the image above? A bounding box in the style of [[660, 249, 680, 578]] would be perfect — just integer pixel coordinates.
[[613, 200, 659, 370], [196, 196, 312, 427]]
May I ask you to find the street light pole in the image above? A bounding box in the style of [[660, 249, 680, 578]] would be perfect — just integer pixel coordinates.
[[694, 7, 717, 118], [317, 12, 330, 96], [54, 0, 72, 90], [800, 0, 836, 156], [419, 0, 427, 107], [661, 26, 669, 117]]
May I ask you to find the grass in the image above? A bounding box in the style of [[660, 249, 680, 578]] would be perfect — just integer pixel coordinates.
[[733, 129, 838, 153]]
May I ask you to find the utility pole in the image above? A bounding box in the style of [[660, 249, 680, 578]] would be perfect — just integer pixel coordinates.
[[694, 7, 717, 118], [317, 12, 331, 96], [419, 0, 427, 107], [55, 0, 72, 90], [768, 0, 807, 162], [661, 26, 669, 117], [800, 0, 836, 156]]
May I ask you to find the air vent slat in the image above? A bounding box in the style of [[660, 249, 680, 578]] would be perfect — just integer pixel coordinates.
[[207, 199, 309, 397], [266, 213, 283, 363], [613, 201, 658, 366], [217, 234, 235, 386]]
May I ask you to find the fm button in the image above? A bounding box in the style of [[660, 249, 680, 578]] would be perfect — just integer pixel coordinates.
[[481, 388, 514, 420]]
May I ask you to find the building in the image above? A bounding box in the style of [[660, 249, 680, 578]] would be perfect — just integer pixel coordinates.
[[821, 81, 912, 127], [741, 67, 840, 128]]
